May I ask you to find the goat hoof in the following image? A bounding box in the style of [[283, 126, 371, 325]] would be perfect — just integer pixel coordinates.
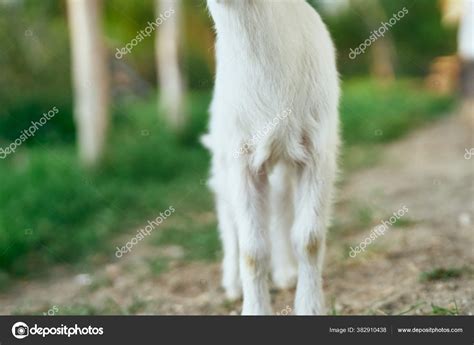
[[224, 285, 242, 301]]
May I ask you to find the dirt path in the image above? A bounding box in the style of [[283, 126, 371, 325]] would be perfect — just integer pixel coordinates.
[[1, 114, 473, 315]]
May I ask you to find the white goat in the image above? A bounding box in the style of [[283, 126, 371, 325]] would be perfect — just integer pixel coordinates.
[[202, 0, 340, 315]]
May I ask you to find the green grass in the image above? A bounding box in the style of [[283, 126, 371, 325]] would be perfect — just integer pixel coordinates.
[[340, 79, 454, 173], [394, 301, 461, 315], [147, 258, 170, 276], [341, 79, 454, 146], [420, 267, 466, 282], [0, 79, 455, 278], [154, 223, 220, 262], [59, 300, 123, 315], [430, 302, 459, 316], [392, 217, 417, 228], [0, 92, 212, 278]]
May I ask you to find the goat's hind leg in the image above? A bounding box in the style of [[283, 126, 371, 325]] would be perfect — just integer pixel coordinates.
[[229, 162, 272, 315], [292, 156, 336, 315], [269, 163, 297, 289]]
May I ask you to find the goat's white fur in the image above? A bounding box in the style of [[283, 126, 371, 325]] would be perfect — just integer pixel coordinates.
[[203, 0, 340, 315]]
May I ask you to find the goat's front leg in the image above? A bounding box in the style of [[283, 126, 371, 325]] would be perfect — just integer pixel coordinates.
[[229, 162, 272, 315], [216, 194, 241, 301]]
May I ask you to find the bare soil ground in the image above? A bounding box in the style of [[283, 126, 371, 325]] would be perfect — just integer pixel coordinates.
[[1, 114, 473, 315]]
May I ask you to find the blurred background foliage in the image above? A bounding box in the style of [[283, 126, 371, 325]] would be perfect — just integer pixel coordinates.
[[0, 0, 457, 143], [0, 0, 458, 277], [310, 0, 457, 76]]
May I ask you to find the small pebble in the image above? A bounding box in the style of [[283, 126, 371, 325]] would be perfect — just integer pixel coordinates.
[[74, 273, 92, 286]]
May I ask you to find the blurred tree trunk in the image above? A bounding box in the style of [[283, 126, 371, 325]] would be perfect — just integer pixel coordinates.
[[371, 38, 395, 82], [67, 0, 109, 167], [458, 0, 474, 123], [352, 0, 396, 82], [155, 0, 185, 130]]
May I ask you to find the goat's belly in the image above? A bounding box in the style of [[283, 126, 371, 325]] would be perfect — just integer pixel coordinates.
[[248, 124, 310, 171]]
